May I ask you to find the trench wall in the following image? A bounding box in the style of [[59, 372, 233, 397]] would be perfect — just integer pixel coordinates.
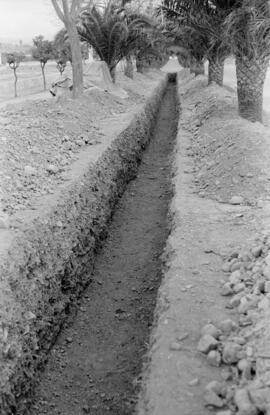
[[0, 75, 167, 414]]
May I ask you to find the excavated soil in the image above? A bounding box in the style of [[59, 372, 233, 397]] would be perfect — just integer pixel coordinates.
[[28, 82, 179, 415]]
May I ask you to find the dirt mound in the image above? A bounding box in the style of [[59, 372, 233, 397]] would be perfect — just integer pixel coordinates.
[[84, 61, 128, 99], [0, 72, 162, 216], [179, 77, 270, 206]]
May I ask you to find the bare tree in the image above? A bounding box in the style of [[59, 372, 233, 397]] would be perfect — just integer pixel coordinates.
[[51, 0, 84, 98]]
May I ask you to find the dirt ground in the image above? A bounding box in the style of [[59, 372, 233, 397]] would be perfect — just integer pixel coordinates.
[[27, 82, 179, 415], [137, 74, 270, 415], [0, 70, 162, 216]]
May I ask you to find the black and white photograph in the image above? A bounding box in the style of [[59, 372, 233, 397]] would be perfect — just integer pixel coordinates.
[[0, 1, 269, 414]]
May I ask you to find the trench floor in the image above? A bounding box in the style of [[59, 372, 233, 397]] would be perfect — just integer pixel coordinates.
[[30, 83, 179, 415]]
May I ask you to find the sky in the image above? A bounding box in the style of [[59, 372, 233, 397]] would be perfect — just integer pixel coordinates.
[[0, 0, 63, 44]]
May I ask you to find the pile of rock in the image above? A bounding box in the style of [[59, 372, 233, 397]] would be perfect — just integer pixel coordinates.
[[198, 235, 270, 414]]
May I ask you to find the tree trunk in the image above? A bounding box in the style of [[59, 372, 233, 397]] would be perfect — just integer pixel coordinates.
[[235, 55, 270, 123], [110, 66, 116, 83], [136, 58, 145, 73], [41, 62, 46, 91], [66, 20, 84, 98], [14, 69, 18, 98], [124, 56, 133, 79], [208, 58, 225, 86], [190, 60, 205, 76]]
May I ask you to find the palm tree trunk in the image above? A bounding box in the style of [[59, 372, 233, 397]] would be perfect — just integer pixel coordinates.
[[110, 66, 116, 83], [208, 58, 225, 86], [136, 55, 146, 73], [124, 56, 133, 79], [235, 55, 270, 123]]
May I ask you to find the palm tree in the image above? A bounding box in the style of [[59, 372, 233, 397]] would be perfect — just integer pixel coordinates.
[[225, 0, 270, 122], [77, 0, 153, 82], [159, 0, 236, 85]]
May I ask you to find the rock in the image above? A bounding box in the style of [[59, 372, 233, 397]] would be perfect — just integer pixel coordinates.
[[201, 324, 221, 339], [232, 337, 246, 346], [204, 381, 226, 408], [231, 262, 243, 272], [251, 246, 263, 258], [258, 297, 270, 311], [222, 342, 242, 364], [222, 262, 231, 273], [229, 270, 242, 285], [221, 367, 233, 381], [230, 294, 242, 308], [233, 283, 246, 294], [248, 386, 270, 412], [204, 389, 224, 408], [264, 281, 270, 293], [188, 378, 199, 386], [198, 335, 218, 354], [46, 164, 59, 174], [262, 265, 270, 280], [215, 411, 232, 415], [254, 280, 265, 294], [24, 165, 37, 176], [218, 319, 238, 335], [207, 350, 222, 367], [230, 196, 244, 205], [238, 297, 259, 314], [234, 388, 258, 415], [237, 360, 252, 380], [221, 283, 234, 296]]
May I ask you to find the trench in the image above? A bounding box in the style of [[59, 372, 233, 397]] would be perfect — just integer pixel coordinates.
[[29, 80, 179, 415]]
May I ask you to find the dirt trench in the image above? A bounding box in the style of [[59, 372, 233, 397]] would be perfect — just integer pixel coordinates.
[[29, 81, 179, 415]]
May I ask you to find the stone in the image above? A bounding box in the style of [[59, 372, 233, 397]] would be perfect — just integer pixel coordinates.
[[233, 283, 246, 294], [238, 297, 259, 314], [262, 265, 270, 280], [221, 367, 233, 381], [204, 381, 226, 408], [204, 389, 224, 408], [251, 246, 263, 258], [46, 164, 59, 174], [237, 359, 252, 380], [230, 294, 242, 308], [264, 281, 270, 293], [188, 378, 199, 386], [201, 324, 221, 339], [198, 335, 218, 354], [229, 270, 242, 285], [222, 342, 242, 364], [221, 283, 233, 296], [230, 196, 244, 205], [222, 262, 231, 273], [258, 297, 270, 311], [248, 386, 270, 412], [231, 262, 243, 272], [24, 165, 37, 176], [234, 388, 258, 415], [207, 350, 222, 367], [218, 319, 237, 335]]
